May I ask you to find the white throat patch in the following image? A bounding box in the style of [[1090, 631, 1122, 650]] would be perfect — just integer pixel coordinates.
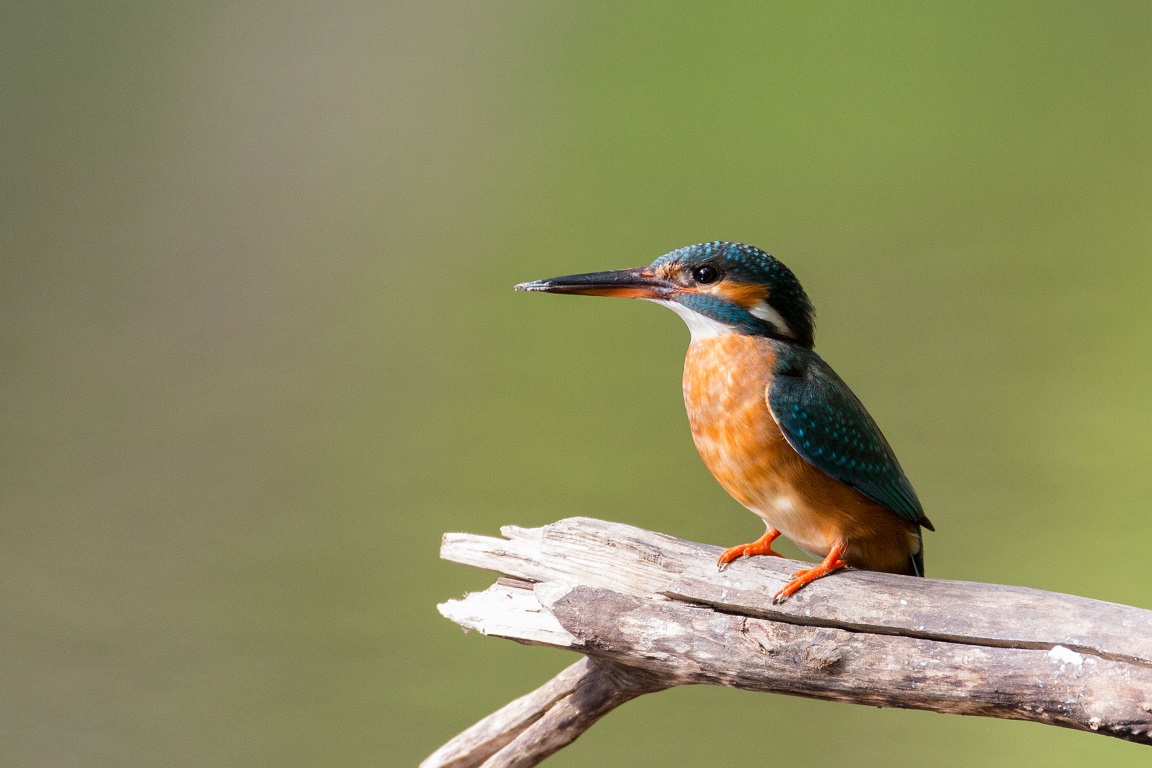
[[650, 299, 733, 341]]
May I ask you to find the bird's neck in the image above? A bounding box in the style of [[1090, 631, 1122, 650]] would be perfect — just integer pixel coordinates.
[[653, 298, 812, 346], [652, 300, 734, 341]]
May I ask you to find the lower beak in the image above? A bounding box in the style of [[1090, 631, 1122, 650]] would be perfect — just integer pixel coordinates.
[[514, 268, 674, 300]]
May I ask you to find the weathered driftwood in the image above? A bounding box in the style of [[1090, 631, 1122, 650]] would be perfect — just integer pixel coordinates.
[[424, 517, 1152, 767]]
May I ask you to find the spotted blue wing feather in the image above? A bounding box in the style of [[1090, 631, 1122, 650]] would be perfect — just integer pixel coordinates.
[[768, 348, 930, 530]]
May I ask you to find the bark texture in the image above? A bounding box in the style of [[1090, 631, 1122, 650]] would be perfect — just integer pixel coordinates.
[[424, 517, 1152, 767]]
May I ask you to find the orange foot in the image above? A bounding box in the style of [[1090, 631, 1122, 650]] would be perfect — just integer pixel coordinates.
[[717, 527, 783, 570], [772, 540, 848, 604]]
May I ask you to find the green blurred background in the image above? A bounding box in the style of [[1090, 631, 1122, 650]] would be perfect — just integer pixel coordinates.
[[2, 2, 1151, 766]]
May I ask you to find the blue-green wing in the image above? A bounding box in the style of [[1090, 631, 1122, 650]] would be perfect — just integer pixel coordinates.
[[768, 351, 928, 527]]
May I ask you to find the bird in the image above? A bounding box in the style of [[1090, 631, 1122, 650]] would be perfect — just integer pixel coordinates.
[[515, 241, 933, 602]]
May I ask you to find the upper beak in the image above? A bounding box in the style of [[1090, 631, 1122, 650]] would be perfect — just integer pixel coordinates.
[[514, 268, 674, 300]]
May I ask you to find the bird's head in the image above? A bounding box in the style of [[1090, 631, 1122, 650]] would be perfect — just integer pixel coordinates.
[[515, 241, 815, 348]]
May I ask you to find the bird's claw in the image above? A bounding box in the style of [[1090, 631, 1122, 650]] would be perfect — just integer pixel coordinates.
[[772, 555, 848, 603], [716, 529, 784, 570]]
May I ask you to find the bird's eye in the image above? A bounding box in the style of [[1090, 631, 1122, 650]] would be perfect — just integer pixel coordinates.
[[692, 265, 720, 284]]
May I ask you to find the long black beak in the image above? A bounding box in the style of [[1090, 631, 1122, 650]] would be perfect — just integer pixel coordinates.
[[514, 268, 674, 300]]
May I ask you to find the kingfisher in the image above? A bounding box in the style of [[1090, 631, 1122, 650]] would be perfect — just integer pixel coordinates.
[[515, 241, 933, 602]]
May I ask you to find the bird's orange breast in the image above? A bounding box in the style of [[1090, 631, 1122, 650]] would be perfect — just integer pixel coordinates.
[[683, 335, 918, 571]]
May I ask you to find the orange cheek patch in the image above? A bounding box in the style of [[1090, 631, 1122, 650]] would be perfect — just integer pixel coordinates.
[[706, 281, 769, 309], [650, 266, 767, 310]]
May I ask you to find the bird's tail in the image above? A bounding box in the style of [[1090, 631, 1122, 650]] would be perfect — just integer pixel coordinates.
[[910, 528, 925, 577]]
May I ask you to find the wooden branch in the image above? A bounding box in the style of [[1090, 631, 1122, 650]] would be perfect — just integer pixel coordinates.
[[421, 656, 666, 768], [425, 517, 1152, 767]]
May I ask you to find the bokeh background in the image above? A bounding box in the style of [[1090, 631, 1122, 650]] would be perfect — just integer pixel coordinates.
[[3, 2, 1151, 766]]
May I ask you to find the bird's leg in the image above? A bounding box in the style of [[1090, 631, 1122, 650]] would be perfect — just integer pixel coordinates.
[[717, 527, 783, 570], [772, 539, 848, 603]]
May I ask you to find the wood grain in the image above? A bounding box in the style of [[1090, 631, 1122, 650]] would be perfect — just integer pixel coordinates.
[[425, 517, 1152, 767]]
